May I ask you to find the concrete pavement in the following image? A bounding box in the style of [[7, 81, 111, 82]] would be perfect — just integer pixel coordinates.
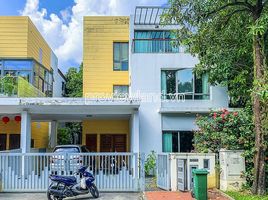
[[0, 192, 143, 200]]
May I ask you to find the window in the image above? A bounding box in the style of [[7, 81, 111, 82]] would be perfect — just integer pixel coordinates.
[[161, 69, 209, 100], [33, 62, 53, 96], [162, 131, 194, 153], [162, 132, 178, 152], [2, 60, 33, 83], [203, 159, 210, 170], [113, 42, 129, 71], [113, 85, 129, 98], [134, 30, 179, 53]]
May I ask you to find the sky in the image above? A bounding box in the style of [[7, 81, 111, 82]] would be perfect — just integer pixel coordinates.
[[0, 0, 168, 73]]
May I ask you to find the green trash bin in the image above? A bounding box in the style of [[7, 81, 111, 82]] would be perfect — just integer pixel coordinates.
[[192, 169, 209, 200]]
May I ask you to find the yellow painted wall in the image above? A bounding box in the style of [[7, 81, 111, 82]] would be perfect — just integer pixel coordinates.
[[0, 16, 52, 70], [27, 18, 51, 70], [83, 16, 130, 95], [0, 120, 49, 149], [0, 17, 28, 58], [82, 119, 130, 152]]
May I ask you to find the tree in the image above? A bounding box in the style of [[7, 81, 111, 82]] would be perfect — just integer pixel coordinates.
[[163, 0, 268, 194], [65, 63, 83, 97], [62, 63, 83, 144]]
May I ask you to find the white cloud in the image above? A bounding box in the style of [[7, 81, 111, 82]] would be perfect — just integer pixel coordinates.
[[21, 0, 167, 72]]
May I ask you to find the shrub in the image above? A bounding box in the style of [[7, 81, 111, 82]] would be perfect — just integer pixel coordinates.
[[144, 151, 157, 176], [194, 108, 256, 186]]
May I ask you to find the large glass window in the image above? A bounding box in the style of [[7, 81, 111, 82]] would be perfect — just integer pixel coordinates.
[[33, 62, 53, 96], [134, 30, 179, 53], [162, 131, 194, 153], [113, 85, 129, 98], [113, 42, 129, 71], [161, 69, 210, 100], [2, 60, 33, 82], [4, 60, 32, 71]]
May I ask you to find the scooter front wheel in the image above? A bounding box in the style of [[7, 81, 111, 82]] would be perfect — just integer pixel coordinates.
[[89, 183, 99, 198], [47, 190, 62, 200]]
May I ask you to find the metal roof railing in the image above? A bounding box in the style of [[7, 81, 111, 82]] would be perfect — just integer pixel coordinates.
[[134, 6, 177, 25]]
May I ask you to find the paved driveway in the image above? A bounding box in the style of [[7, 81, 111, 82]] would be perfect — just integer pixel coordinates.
[[0, 192, 143, 200]]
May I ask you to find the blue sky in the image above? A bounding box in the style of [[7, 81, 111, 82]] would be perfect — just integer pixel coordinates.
[[0, 0, 168, 73]]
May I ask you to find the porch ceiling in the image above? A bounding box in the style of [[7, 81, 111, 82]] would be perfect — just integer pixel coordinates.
[[0, 98, 140, 120]]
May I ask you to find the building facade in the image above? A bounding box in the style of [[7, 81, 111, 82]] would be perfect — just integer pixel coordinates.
[[0, 17, 65, 151], [83, 7, 229, 155]]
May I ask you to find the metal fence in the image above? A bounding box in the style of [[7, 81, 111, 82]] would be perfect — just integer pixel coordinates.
[[0, 152, 144, 192], [157, 153, 170, 190]]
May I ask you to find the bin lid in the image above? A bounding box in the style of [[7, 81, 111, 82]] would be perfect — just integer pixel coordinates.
[[192, 169, 209, 175]]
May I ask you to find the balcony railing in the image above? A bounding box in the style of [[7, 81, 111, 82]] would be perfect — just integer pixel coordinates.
[[162, 92, 210, 100], [0, 76, 46, 98], [132, 38, 180, 53]]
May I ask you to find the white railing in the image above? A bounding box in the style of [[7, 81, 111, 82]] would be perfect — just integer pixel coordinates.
[[0, 152, 144, 192], [157, 153, 170, 190]]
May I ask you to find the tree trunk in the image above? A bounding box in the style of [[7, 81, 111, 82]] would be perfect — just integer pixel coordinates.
[[251, 33, 266, 195]]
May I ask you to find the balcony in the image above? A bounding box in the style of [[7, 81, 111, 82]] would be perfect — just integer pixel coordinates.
[[0, 76, 46, 98], [160, 86, 229, 113], [132, 38, 180, 53]]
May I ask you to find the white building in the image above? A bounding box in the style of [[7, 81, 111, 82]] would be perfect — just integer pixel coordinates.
[[129, 7, 229, 155]]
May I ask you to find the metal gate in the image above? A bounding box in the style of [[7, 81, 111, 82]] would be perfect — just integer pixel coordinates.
[[157, 153, 170, 190], [177, 159, 186, 191], [0, 152, 145, 192]]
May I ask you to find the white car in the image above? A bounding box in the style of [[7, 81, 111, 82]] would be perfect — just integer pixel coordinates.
[[50, 145, 89, 175]]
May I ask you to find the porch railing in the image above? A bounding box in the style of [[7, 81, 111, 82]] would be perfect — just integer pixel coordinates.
[[0, 152, 144, 192]]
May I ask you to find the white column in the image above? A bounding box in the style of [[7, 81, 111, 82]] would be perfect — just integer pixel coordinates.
[[131, 111, 139, 153], [49, 120, 58, 148], [20, 111, 31, 153]]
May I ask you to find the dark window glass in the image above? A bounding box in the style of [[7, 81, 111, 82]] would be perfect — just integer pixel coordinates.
[[113, 42, 129, 71]]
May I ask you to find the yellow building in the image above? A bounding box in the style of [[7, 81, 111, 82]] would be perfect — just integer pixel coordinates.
[[0, 16, 55, 151], [83, 16, 130, 152]]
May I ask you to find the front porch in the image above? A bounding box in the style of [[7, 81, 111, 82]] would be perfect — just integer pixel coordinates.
[[0, 98, 140, 153]]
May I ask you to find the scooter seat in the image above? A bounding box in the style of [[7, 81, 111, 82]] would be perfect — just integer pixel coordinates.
[[50, 175, 77, 183]]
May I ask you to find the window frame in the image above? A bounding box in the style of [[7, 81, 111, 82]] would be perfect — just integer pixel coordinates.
[[113, 42, 129, 71], [161, 69, 210, 100], [113, 85, 129, 98]]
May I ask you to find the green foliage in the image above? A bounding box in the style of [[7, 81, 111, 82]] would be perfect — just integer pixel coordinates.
[[194, 108, 267, 187], [65, 122, 82, 144], [226, 191, 268, 200], [57, 127, 72, 145], [63, 63, 83, 144], [0, 75, 17, 96], [65, 63, 83, 97], [144, 151, 157, 176], [161, 0, 268, 107]]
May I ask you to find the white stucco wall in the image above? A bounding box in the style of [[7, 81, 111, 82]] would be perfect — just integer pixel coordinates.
[[129, 15, 229, 155], [50, 51, 65, 97]]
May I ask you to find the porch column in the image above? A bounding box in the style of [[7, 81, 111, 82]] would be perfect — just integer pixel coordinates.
[[20, 110, 31, 153], [131, 111, 139, 153], [49, 120, 58, 148]]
